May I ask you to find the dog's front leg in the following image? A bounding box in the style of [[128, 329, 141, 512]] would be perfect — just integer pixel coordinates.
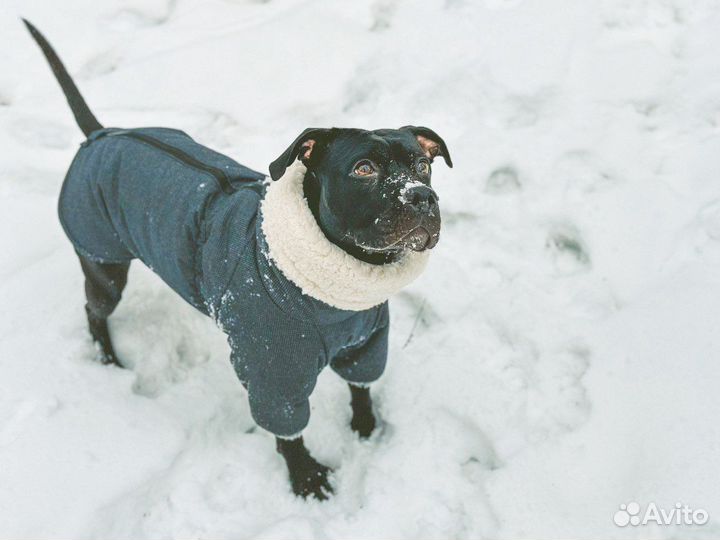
[[276, 436, 333, 500], [349, 384, 376, 438]]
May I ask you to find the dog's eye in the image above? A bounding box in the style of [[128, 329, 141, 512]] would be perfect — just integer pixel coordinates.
[[353, 160, 376, 176], [417, 160, 431, 175]]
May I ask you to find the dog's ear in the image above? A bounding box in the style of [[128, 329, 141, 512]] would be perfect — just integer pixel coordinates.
[[400, 126, 453, 168], [269, 128, 331, 180]]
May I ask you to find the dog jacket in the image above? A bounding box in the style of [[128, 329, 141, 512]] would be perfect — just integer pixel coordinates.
[[60, 127, 428, 437]]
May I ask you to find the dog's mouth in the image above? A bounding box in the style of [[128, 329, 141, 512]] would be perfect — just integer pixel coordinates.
[[349, 204, 441, 256], [399, 226, 436, 251], [355, 223, 440, 254]]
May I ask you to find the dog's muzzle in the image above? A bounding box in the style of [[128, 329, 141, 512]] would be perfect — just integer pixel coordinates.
[[399, 186, 440, 251]]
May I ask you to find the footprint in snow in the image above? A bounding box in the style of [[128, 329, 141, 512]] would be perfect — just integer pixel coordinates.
[[370, 0, 398, 32], [103, 0, 177, 30], [77, 50, 122, 79], [545, 224, 591, 275], [485, 165, 522, 194]]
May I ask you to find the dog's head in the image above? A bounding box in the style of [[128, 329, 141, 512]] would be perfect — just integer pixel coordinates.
[[269, 126, 452, 263]]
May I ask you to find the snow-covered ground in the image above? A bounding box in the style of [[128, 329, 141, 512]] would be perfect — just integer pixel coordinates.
[[2, 0, 720, 538]]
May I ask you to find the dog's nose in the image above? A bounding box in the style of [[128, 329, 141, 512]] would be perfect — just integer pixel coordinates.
[[404, 185, 438, 212]]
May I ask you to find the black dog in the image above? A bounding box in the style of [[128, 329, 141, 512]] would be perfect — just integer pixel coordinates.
[[24, 20, 451, 500]]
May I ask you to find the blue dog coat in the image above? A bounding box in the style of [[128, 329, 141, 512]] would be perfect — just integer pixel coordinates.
[[59, 127, 428, 437]]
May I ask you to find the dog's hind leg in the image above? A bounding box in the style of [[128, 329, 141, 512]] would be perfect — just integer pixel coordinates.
[[77, 254, 130, 367]]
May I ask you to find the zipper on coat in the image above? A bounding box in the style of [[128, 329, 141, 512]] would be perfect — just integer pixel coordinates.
[[105, 130, 236, 195]]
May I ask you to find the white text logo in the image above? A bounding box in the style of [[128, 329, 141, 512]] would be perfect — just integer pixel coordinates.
[[613, 502, 708, 527]]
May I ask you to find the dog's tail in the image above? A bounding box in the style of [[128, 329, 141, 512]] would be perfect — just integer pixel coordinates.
[[22, 19, 103, 137]]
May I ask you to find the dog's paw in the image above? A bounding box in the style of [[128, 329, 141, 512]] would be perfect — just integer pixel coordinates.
[[351, 410, 376, 439], [100, 352, 124, 368], [92, 342, 124, 369], [289, 459, 334, 501]]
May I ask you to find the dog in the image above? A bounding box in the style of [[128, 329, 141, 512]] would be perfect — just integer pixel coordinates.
[[24, 19, 452, 500]]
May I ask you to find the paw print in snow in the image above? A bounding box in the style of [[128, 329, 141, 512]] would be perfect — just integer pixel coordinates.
[[485, 165, 521, 194], [546, 224, 591, 275]]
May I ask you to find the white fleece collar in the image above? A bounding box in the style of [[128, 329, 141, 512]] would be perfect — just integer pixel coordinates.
[[260, 161, 430, 311]]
